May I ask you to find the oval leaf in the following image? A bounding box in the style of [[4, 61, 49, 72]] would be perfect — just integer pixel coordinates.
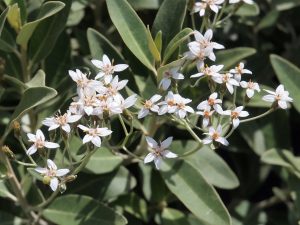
[[160, 160, 232, 225], [270, 54, 300, 112], [106, 0, 154, 71], [16, 1, 65, 48], [43, 194, 127, 225]]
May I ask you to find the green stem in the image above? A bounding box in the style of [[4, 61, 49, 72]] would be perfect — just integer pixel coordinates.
[[178, 144, 202, 158], [119, 114, 128, 136], [14, 160, 36, 167], [122, 146, 143, 161], [240, 108, 274, 123], [71, 147, 96, 175], [182, 119, 202, 145], [34, 189, 60, 210], [17, 137, 37, 165]]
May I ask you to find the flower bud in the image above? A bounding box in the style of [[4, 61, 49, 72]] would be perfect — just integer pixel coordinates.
[[64, 175, 77, 183], [59, 183, 67, 194], [1, 145, 14, 159], [43, 176, 51, 185], [13, 121, 21, 137]]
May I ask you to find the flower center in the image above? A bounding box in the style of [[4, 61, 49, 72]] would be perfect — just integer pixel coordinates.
[[212, 132, 219, 140], [103, 64, 114, 75], [35, 139, 45, 148], [208, 98, 215, 106], [144, 100, 153, 109], [231, 111, 239, 119], [55, 114, 67, 125]]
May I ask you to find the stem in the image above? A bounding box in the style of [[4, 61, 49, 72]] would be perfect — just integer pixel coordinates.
[[240, 108, 274, 123], [191, 13, 196, 30], [34, 189, 60, 209], [17, 137, 37, 165], [122, 146, 143, 161], [14, 160, 36, 167], [182, 119, 202, 145], [71, 147, 96, 175], [119, 114, 128, 136]]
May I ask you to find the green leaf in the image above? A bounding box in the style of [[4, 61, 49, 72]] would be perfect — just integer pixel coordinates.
[[270, 54, 300, 112], [272, 0, 300, 11], [106, 0, 155, 71], [183, 144, 239, 189], [9, 86, 57, 126], [0, 7, 9, 36], [87, 28, 124, 61], [215, 47, 256, 70], [146, 26, 161, 62], [152, 0, 187, 50], [162, 208, 191, 225], [160, 160, 232, 225], [163, 28, 193, 64], [84, 147, 123, 174], [25, 69, 45, 87], [0, 180, 15, 200], [6, 3, 21, 32], [16, 1, 65, 48], [235, 3, 260, 17], [128, 0, 160, 10], [0, 211, 23, 225], [255, 10, 280, 32], [43, 194, 127, 225], [261, 148, 300, 178], [154, 30, 162, 55], [29, 0, 71, 64]]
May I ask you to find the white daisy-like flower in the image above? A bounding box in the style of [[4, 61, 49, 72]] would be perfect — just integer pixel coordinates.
[[240, 80, 260, 98], [35, 159, 69, 191], [229, 0, 254, 4], [213, 73, 239, 94], [93, 97, 122, 117], [144, 136, 177, 170], [262, 84, 293, 109], [42, 111, 82, 133], [191, 2, 207, 17], [203, 125, 229, 146], [117, 94, 137, 111], [229, 62, 252, 82], [138, 94, 162, 119], [91, 54, 128, 84], [68, 69, 101, 93], [185, 47, 212, 70], [100, 75, 128, 100], [27, 129, 59, 156], [158, 91, 178, 115], [197, 92, 223, 114], [76, 89, 100, 116], [191, 64, 223, 79], [159, 67, 184, 90], [77, 125, 112, 147], [196, 106, 214, 128], [173, 94, 194, 119], [223, 106, 249, 128]]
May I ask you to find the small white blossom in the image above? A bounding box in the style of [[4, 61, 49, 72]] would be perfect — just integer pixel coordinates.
[[117, 94, 137, 111], [213, 73, 239, 94], [203, 125, 229, 146], [159, 67, 184, 90], [91, 54, 128, 84], [35, 159, 69, 191], [192, 0, 225, 16], [229, 0, 254, 4], [229, 62, 252, 82], [69, 69, 101, 93], [196, 106, 214, 128], [173, 94, 194, 119], [185, 47, 212, 70], [42, 111, 82, 133], [158, 91, 178, 115], [262, 84, 293, 109], [191, 2, 207, 17], [27, 129, 59, 156], [144, 136, 177, 170], [240, 80, 260, 98], [191, 64, 223, 79], [76, 89, 100, 116], [223, 106, 249, 128], [138, 95, 162, 119], [197, 92, 223, 114], [78, 125, 112, 147]]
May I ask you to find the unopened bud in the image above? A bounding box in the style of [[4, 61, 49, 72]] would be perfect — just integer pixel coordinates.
[[64, 175, 77, 183], [43, 176, 51, 185], [59, 183, 67, 194], [13, 121, 21, 137], [1, 146, 14, 159]]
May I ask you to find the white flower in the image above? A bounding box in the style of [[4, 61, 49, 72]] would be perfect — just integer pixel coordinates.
[[144, 136, 177, 170], [138, 95, 162, 119], [27, 129, 59, 155], [196, 106, 214, 128], [262, 84, 293, 109], [93, 97, 122, 117], [69, 69, 101, 93], [185, 47, 212, 70], [117, 94, 137, 111], [213, 73, 239, 94], [229, 62, 252, 82], [192, 2, 207, 17], [158, 91, 178, 115], [240, 80, 260, 98], [192, 1, 224, 16], [173, 94, 194, 119], [100, 75, 128, 100], [77, 125, 112, 147], [197, 92, 223, 114], [203, 125, 229, 146], [159, 67, 184, 90], [223, 106, 249, 128], [229, 0, 254, 4], [91, 54, 128, 84], [76, 89, 99, 115], [191, 64, 223, 79], [42, 111, 82, 133], [35, 159, 69, 191], [190, 29, 224, 53]]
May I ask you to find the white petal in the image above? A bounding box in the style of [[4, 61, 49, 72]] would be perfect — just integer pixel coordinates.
[[203, 137, 213, 145], [27, 133, 37, 142], [62, 124, 71, 133], [154, 157, 162, 170], [35, 167, 48, 174], [83, 134, 93, 144], [49, 177, 59, 191], [150, 94, 162, 103], [145, 136, 158, 149], [138, 108, 149, 119], [48, 124, 60, 131], [239, 111, 249, 117], [161, 78, 171, 90], [114, 64, 128, 72], [91, 59, 103, 68], [77, 124, 89, 131], [47, 159, 57, 170], [278, 100, 287, 109], [36, 129, 45, 141], [144, 153, 155, 164], [216, 137, 229, 146], [246, 89, 255, 98], [27, 145, 37, 155], [91, 136, 101, 147], [262, 95, 275, 102], [204, 29, 213, 41], [161, 137, 173, 149], [232, 118, 240, 128], [102, 54, 111, 65], [44, 142, 59, 149], [163, 150, 177, 159], [67, 115, 82, 123], [56, 169, 70, 177]]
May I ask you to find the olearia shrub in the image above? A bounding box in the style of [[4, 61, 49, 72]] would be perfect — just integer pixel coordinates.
[[1, 0, 300, 224]]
